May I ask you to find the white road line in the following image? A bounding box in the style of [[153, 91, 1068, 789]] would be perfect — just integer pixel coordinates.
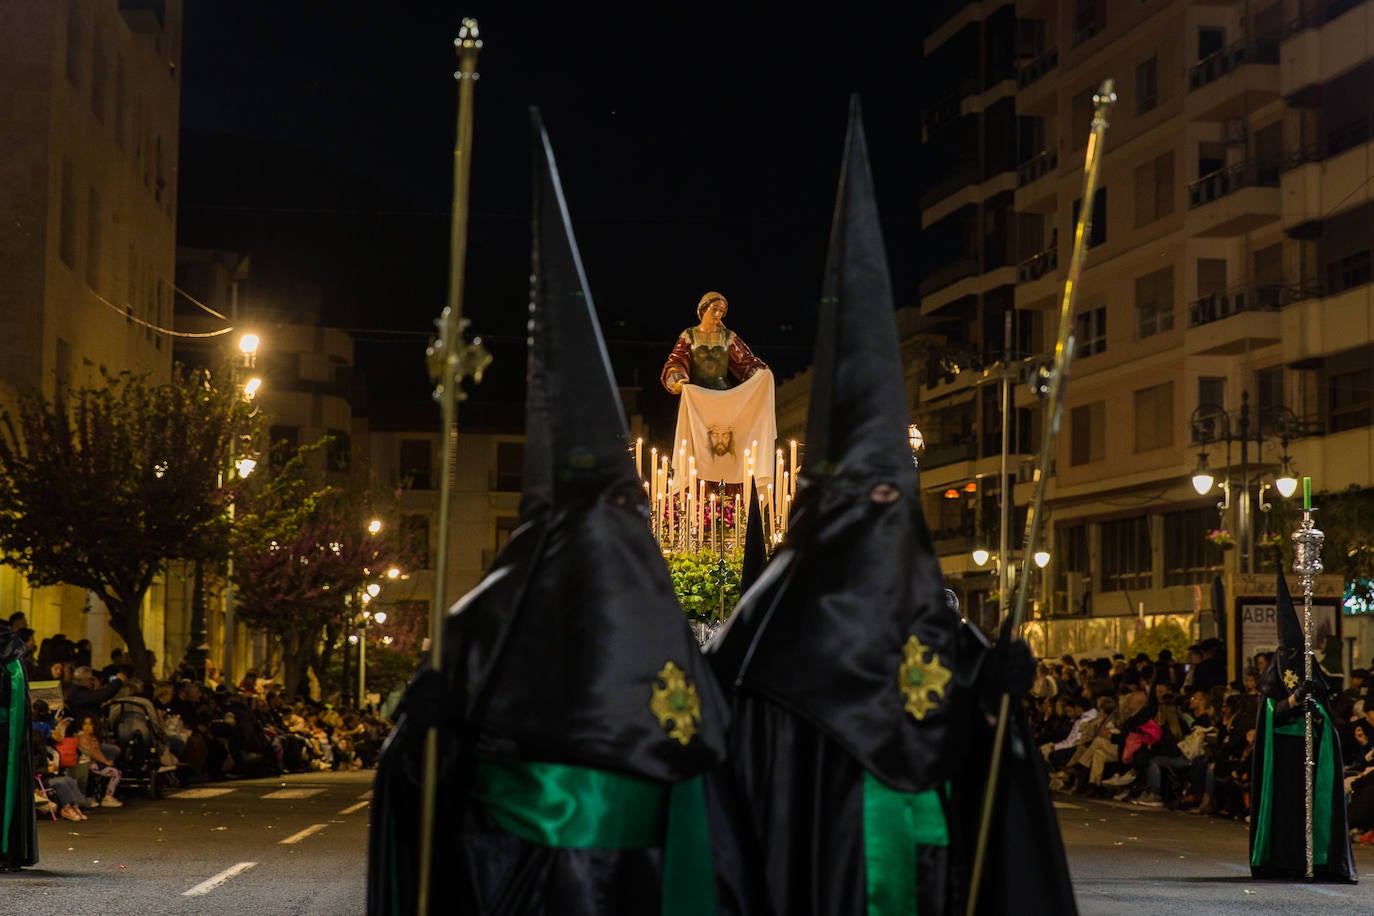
[[338, 800, 370, 815], [280, 823, 329, 845], [182, 861, 257, 897], [170, 787, 236, 799], [357, 790, 373, 800], [261, 788, 324, 799]]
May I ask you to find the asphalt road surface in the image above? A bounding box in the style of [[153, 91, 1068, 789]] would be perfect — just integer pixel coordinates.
[[7, 769, 372, 915], [14, 768, 1374, 914], [1059, 795, 1374, 915]]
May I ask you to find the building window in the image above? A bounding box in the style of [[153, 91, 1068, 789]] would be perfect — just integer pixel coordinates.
[[1256, 367, 1285, 426], [1326, 250, 1371, 295], [1071, 189, 1107, 248], [1163, 507, 1222, 586], [1055, 524, 1090, 614], [1135, 57, 1158, 114], [59, 161, 78, 268], [1135, 265, 1174, 338], [326, 430, 351, 473], [1070, 400, 1105, 465], [1100, 515, 1152, 592], [494, 441, 524, 492], [401, 514, 431, 570], [399, 439, 433, 490], [1133, 382, 1174, 452], [1074, 299, 1107, 358], [1330, 366, 1373, 433], [1133, 152, 1174, 227], [86, 187, 102, 293], [270, 425, 301, 471]]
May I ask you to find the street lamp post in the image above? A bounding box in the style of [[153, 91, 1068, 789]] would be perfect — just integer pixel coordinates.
[[222, 332, 261, 686], [1189, 391, 1301, 574]]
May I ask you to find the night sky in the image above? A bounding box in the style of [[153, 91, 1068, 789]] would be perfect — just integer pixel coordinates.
[[177, 3, 925, 438]]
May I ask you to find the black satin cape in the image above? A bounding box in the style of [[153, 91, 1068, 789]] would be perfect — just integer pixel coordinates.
[[368, 497, 764, 915], [0, 627, 37, 870]]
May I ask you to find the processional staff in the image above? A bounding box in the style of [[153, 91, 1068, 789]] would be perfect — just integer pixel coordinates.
[[417, 19, 486, 916], [1291, 476, 1322, 880], [965, 78, 1116, 916]]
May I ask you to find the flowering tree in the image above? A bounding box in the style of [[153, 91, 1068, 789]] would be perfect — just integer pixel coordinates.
[[0, 368, 256, 681], [231, 447, 394, 698]]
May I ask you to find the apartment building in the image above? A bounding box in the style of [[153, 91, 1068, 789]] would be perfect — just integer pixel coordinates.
[[919, 0, 1374, 666], [0, 1, 183, 657]]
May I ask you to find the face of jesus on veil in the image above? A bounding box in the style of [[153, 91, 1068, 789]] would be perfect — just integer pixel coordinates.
[[708, 426, 734, 457]]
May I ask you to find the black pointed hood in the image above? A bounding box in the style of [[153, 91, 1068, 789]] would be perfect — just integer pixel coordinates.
[[706, 97, 964, 792], [739, 479, 767, 593], [439, 109, 728, 782], [1260, 568, 1331, 701]]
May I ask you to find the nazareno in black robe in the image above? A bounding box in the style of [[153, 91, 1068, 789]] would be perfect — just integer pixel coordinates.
[[0, 625, 37, 871], [366, 108, 767, 916], [1249, 653, 1356, 882]]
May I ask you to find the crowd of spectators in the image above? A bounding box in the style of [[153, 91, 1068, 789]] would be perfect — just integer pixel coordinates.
[[1033, 636, 1374, 846], [12, 612, 392, 824]]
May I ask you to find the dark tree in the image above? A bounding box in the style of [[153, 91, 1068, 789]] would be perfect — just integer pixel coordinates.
[[0, 367, 256, 681]]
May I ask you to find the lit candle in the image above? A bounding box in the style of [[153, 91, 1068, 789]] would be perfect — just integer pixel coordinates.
[[776, 449, 784, 514], [1303, 476, 1312, 510], [734, 493, 741, 548], [710, 494, 717, 552], [790, 439, 798, 498], [636, 438, 643, 481]]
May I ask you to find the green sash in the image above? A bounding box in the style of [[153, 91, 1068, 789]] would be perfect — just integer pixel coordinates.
[[0, 660, 24, 853], [474, 760, 716, 916], [1251, 698, 1335, 867], [862, 771, 948, 916]]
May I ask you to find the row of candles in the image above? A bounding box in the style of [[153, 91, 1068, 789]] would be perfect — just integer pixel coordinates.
[[633, 437, 801, 553]]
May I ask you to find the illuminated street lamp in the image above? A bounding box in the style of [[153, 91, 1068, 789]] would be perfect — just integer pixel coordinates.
[[1188, 393, 1303, 574]]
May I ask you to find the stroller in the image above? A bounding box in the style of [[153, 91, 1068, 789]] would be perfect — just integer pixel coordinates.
[[106, 696, 173, 799]]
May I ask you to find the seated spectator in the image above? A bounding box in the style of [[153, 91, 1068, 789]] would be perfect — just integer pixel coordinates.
[[75, 716, 123, 807], [64, 666, 127, 725], [1042, 694, 1102, 776], [1132, 695, 1189, 807], [32, 729, 88, 822]]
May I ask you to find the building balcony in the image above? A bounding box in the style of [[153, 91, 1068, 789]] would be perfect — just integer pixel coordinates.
[[1281, 139, 1374, 233], [919, 256, 979, 300], [118, 0, 165, 31], [1185, 39, 1280, 120], [1017, 248, 1058, 284], [1186, 160, 1281, 237], [920, 438, 977, 471], [1184, 287, 1286, 355], [1017, 47, 1059, 89], [1017, 148, 1058, 189], [1282, 1, 1369, 96]]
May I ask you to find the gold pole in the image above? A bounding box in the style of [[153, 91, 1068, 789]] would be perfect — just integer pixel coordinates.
[[965, 79, 1115, 916], [417, 19, 481, 916]]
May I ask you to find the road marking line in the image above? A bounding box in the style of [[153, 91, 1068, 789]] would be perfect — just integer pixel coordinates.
[[261, 788, 325, 799], [182, 861, 257, 896], [357, 790, 373, 800], [170, 788, 236, 799], [280, 823, 329, 845], [338, 800, 370, 815]]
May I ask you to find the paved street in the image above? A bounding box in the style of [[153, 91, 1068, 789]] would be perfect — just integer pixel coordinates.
[[7, 770, 371, 915], [1059, 796, 1374, 915], [15, 767, 1374, 914]]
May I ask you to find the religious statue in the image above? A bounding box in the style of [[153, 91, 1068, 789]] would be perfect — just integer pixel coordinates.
[[660, 292, 776, 490]]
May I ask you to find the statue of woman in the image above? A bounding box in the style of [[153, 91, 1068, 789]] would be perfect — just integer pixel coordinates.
[[661, 292, 768, 394]]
